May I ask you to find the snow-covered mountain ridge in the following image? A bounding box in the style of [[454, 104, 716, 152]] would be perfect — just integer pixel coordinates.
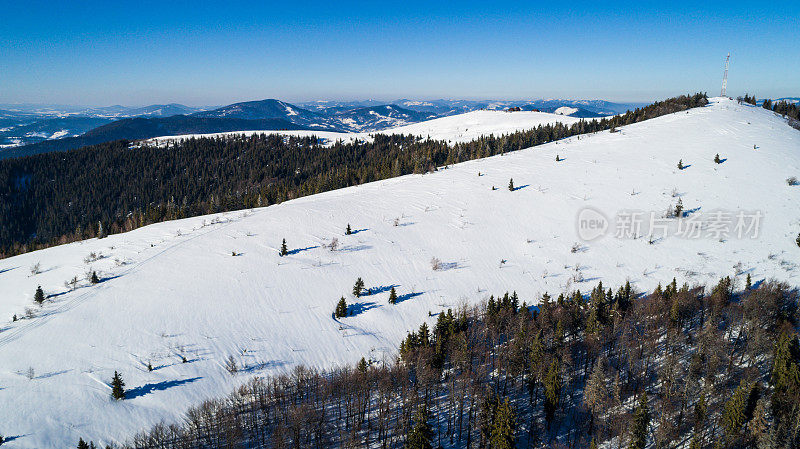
[[0, 98, 798, 447]]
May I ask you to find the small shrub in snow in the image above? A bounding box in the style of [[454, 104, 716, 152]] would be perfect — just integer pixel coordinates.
[[83, 252, 101, 264], [65, 276, 79, 291], [329, 237, 339, 251], [393, 218, 400, 227], [430, 257, 442, 271], [225, 356, 238, 374], [674, 198, 684, 217], [570, 242, 581, 253], [24, 307, 36, 319], [26, 367, 35, 380], [29, 262, 41, 276], [788, 176, 799, 186], [796, 233, 800, 248], [335, 296, 348, 317], [280, 239, 288, 256]]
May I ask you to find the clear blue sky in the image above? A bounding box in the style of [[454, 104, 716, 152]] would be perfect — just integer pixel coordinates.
[[1, 0, 797, 106]]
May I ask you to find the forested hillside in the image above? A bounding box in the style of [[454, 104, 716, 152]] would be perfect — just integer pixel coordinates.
[[116, 279, 800, 449], [0, 93, 708, 257]]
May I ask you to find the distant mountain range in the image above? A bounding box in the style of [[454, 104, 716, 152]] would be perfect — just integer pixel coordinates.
[[1, 98, 645, 159]]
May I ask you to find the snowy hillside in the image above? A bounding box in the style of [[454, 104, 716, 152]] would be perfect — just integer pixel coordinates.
[[0, 98, 799, 447], [148, 109, 584, 146]]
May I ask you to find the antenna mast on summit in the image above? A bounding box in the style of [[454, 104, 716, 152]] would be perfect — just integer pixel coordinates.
[[720, 53, 730, 97]]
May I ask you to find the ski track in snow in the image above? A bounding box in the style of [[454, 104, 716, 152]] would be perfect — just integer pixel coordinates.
[[0, 98, 798, 447]]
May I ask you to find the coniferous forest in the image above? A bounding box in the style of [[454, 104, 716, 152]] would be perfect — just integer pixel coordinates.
[[105, 278, 799, 449], [0, 94, 709, 258]]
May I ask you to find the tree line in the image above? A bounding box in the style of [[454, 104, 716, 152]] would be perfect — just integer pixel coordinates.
[[0, 93, 708, 258], [100, 277, 799, 449]]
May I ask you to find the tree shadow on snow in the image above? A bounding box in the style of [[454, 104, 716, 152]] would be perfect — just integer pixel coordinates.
[[340, 244, 372, 252], [126, 377, 202, 399], [0, 266, 19, 275], [287, 245, 319, 255], [349, 301, 381, 316], [395, 292, 424, 304], [363, 284, 399, 296], [511, 184, 529, 191], [350, 228, 368, 235]]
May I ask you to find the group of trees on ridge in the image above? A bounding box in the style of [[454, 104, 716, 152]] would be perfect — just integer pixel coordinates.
[[72, 276, 800, 449], [0, 93, 708, 258]]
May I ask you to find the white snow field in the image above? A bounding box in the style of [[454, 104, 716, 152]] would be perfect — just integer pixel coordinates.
[[146, 109, 584, 147], [1, 98, 799, 447]]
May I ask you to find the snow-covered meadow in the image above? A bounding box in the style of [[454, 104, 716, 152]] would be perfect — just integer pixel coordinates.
[[0, 98, 798, 447]]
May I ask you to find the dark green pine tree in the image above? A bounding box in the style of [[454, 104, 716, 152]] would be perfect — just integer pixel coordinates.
[[508, 178, 515, 191], [746, 273, 752, 290], [770, 332, 800, 423], [34, 285, 45, 304], [335, 296, 348, 318], [353, 277, 364, 297], [346, 224, 352, 235], [111, 371, 126, 400], [543, 360, 562, 429], [628, 393, 650, 449], [77, 438, 90, 449], [714, 153, 721, 164], [555, 154, 561, 162], [389, 286, 398, 304], [796, 232, 800, 248], [405, 405, 433, 449], [280, 238, 288, 256], [90, 271, 100, 284], [678, 159, 684, 170], [357, 357, 368, 373], [490, 398, 516, 449]]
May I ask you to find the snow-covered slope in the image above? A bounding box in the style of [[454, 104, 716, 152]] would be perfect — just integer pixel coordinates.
[[1, 98, 799, 447], [148, 109, 584, 146]]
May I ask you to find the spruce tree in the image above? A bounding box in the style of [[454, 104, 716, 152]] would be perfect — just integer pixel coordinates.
[[746, 273, 752, 290], [90, 271, 100, 284], [388, 286, 398, 304], [796, 232, 800, 248], [678, 159, 684, 170], [335, 297, 348, 318], [544, 360, 561, 429], [357, 357, 368, 373], [490, 398, 516, 449], [111, 371, 125, 400], [405, 405, 433, 449], [353, 277, 364, 297], [714, 153, 721, 164], [346, 224, 352, 235], [508, 178, 514, 191], [78, 438, 90, 449], [34, 285, 45, 304], [555, 154, 561, 162], [628, 393, 650, 449], [280, 239, 288, 256]]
